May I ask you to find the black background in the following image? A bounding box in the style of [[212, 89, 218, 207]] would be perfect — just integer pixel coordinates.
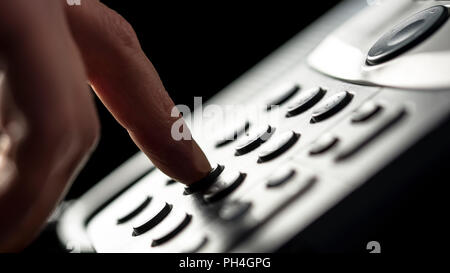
[[67, 1, 342, 199]]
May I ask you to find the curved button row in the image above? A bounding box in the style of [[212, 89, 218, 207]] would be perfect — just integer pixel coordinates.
[[311, 91, 353, 123], [235, 124, 275, 156], [121, 197, 197, 247]]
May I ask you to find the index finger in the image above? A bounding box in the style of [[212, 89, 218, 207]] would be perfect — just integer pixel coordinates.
[[64, 0, 211, 184]]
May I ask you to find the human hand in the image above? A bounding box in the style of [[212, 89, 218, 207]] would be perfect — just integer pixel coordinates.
[[0, 0, 211, 251]]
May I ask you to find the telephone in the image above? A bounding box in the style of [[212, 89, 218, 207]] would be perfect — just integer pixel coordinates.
[[56, 0, 450, 253]]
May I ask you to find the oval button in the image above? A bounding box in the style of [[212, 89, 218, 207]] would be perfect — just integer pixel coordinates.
[[257, 131, 300, 163], [309, 134, 339, 155], [117, 196, 152, 224], [218, 201, 252, 221], [203, 171, 246, 203], [351, 101, 382, 123], [151, 213, 192, 247], [286, 87, 326, 117], [235, 124, 275, 156], [266, 84, 300, 111], [266, 168, 297, 188], [182, 236, 209, 253], [215, 120, 250, 148], [311, 91, 353, 123], [132, 202, 173, 236]]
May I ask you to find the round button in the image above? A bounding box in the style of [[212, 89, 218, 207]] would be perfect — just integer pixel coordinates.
[[367, 5, 448, 65], [311, 91, 353, 123]]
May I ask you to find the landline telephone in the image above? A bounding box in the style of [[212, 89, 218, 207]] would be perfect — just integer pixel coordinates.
[[56, 0, 450, 252]]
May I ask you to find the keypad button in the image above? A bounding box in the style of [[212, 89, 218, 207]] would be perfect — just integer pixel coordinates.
[[257, 131, 300, 163], [266, 168, 297, 188], [184, 164, 225, 195], [266, 84, 300, 111], [286, 87, 326, 117], [219, 201, 252, 221], [166, 179, 177, 186], [250, 175, 317, 222], [311, 91, 353, 123], [235, 125, 275, 156], [151, 213, 192, 247], [132, 202, 173, 236], [117, 196, 152, 224], [182, 236, 209, 253], [309, 133, 339, 155], [215, 121, 250, 148], [351, 101, 382, 123], [336, 108, 407, 161], [204, 171, 246, 203]]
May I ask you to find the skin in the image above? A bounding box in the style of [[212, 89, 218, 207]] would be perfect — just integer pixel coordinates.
[[0, 0, 211, 252]]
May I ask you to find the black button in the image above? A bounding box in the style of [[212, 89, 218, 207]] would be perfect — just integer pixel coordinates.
[[204, 172, 246, 203], [367, 5, 448, 65], [266, 168, 297, 188], [257, 131, 300, 163], [132, 202, 173, 236], [166, 179, 177, 186], [235, 125, 275, 156], [286, 87, 326, 117], [219, 201, 252, 221], [117, 196, 152, 224], [351, 101, 383, 123], [184, 164, 224, 195], [266, 84, 300, 111], [309, 134, 339, 155], [151, 213, 192, 247], [311, 91, 353, 123], [336, 108, 407, 161], [215, 121, 250, 148]]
